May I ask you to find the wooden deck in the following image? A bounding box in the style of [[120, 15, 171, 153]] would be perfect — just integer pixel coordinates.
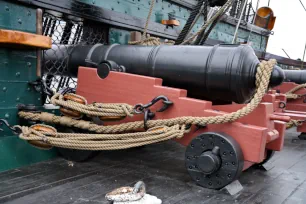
[[1, 128, 306, 204]]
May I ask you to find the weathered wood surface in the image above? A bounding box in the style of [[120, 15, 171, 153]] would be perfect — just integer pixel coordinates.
[[1, 128, 306, 204]]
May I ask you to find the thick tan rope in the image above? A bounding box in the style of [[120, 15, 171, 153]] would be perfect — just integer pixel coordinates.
[[17, 124, 188, 150], [142, 0, 155, 41], [51, 93, 134, 117], [129, 37, 175, 46], [19, 60, 276, 136], [285, 83, 306, 99]]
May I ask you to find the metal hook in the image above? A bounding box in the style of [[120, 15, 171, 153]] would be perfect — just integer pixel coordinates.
[[143, 110, 155, 130], [132, 181, 146, 194], [134, 95, 173, 114], [0, 119, 21, 134]]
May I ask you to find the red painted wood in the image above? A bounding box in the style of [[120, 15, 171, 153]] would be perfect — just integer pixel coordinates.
[[213, 103, 274, 129], [77, 67, 285, 163], [243, 161, 255, 170], [266, 121, 285, 151], [297, 124, 306, 133], [274, 82, 306, 112]]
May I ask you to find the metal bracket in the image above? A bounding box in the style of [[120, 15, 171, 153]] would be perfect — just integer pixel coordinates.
[[0, 119, 21, 134]]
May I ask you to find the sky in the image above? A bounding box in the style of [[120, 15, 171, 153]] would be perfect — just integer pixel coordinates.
[[252, 0, 306, 60]]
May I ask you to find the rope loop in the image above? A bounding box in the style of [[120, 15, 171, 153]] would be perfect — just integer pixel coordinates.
[[51, 92, 135, 118]]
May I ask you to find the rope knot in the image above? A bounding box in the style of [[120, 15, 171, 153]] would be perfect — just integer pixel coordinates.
[[18, 126, 31, 137]]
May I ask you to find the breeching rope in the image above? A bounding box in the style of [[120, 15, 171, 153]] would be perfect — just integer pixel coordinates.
[[17, 60, 276, 150], [285, 84, 306, 99]]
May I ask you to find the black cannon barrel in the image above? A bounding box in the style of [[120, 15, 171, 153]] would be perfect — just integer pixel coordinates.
[[44, 44, 284, 103], [283, 70, 306, 84]]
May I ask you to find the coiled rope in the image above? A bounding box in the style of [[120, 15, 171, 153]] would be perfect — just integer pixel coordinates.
[[17, 60, 276, 150], [51, 93, 134, 118], [16, 124, 188, 150]]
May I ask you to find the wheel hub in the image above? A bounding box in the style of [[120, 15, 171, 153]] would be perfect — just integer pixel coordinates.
[[185, 132, 244, 189], [197, 147, 221, 174]]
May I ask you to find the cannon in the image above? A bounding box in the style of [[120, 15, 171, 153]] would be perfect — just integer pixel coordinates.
[[273, 70, 306, 139], [44, 44, 284, 103], [42, 44, 289, 189], [283, 70, 306, 84], [73, 63, 288, 189], [47, 44, 287, 189], [274, 70, 306, 113]]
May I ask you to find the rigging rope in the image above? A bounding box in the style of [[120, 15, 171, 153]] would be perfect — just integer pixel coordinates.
[[128, 0, 175, 46], [175, 0, 206, 45], [181, 0, 233, 45], [17, 60, 276, 150], [129, 0, 233, 46]]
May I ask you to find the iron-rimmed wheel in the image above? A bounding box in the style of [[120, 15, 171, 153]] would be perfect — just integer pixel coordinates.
[[185, 132, 244, 189]]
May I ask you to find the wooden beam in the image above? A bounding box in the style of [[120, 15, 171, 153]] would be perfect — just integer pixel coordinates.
[[0, 29, 51, 49]]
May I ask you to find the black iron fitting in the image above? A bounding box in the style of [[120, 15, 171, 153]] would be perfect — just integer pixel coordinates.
[[28, 78, 54, 97], [134, 95, 173, 114], [134, 95, 173, 130], [0, 119, 22, 134]]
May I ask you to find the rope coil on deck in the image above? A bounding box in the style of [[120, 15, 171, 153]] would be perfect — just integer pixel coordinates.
[[17, 60, 276, 150]]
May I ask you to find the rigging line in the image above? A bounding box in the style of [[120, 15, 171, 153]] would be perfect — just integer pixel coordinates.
[[247, 0, 260, 43], [232, 0, 249, 43], [298, 0, 306, 12], [282, 48, 291, 59], [302, 42, 306, 69]]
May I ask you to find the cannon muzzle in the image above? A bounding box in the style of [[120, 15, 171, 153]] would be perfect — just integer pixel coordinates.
[[283, 70, 306, 84]]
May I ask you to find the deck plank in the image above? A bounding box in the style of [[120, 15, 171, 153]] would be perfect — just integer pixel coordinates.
[[1, 129, 306, 204]]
